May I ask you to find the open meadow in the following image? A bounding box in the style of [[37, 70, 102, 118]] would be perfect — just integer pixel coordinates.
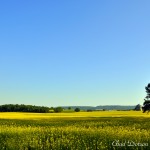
[[0, 111, 150, 150]]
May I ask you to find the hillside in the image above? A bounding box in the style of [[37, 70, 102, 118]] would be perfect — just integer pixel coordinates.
[[62, 105, 135, 110]]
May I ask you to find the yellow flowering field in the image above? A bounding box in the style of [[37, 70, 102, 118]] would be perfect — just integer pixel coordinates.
[[0, 111, 150, 150]]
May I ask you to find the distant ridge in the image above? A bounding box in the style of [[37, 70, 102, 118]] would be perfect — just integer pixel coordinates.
[[62, 105, 135, 110]]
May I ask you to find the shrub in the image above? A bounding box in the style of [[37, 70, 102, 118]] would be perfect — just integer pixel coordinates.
[[74, 108, 80, 112], [87, 109, 93, 112]]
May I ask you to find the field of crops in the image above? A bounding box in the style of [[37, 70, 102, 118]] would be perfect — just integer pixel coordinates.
[[0, 111, 150, 150]]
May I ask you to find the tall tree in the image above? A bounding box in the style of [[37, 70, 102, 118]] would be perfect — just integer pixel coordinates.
[[142, 83, 150, 113], [145, 83, 150, 100]]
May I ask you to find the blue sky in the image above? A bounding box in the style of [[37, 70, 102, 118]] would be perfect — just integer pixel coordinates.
[[0, 0, 150, 106]]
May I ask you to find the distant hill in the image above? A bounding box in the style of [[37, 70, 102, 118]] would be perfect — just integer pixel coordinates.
[[95, 105, 135, 110], [62, 105, 135, 110]]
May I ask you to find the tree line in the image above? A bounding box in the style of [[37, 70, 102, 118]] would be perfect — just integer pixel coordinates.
[[0, 104, 81, 113], [0, 104, 50, 113]]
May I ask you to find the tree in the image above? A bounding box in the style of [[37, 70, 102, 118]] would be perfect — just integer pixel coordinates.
[[142, 83, 150, 113], [145, 83, 150, 100], [54, 107, 63, 113], [134, 104, 141, 111], [74, 108, 80, 112], [68, 107, 71, 110]]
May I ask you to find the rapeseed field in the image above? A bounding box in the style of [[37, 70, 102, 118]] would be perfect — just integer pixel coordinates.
[[0, 111, 149, 150]]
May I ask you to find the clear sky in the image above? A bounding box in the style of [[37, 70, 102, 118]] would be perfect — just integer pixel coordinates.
[[0, 0, 150, 107]]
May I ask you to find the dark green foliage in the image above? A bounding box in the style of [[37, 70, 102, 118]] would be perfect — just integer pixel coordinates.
[[68, 107, 71, 110], [143, 83, 150, 113], [143, 100, 150, 105], [0, 104, 50, 113], [87, 109, 93, 112], [74, 108, 80, 112], [54, 107, 63, 113], [134, 104, 141, 111], [145, 83, 150, 99]]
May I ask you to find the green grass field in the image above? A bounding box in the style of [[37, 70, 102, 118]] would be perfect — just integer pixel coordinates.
[[0, 111, 150, 150]]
